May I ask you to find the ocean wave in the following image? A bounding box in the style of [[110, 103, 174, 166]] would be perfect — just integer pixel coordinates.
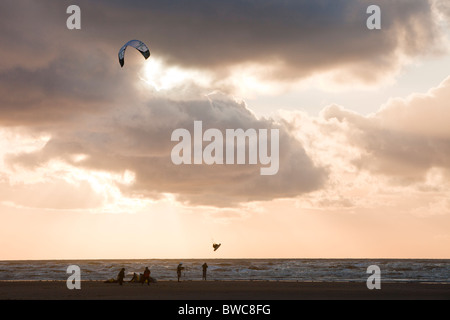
[[0, 259, 448, 282]]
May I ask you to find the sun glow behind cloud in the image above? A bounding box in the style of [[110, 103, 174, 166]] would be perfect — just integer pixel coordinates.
[[0, 130, 157, 214], [139, 58, 213, 91]]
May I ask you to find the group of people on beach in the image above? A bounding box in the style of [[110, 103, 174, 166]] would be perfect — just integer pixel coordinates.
[[110, 263, 209, 285], [110, 266, 153, 285]]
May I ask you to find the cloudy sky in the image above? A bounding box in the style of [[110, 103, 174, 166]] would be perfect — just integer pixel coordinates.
[[1, 0, 450, 259]]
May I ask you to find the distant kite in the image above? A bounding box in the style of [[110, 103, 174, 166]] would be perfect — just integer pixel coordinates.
[[213, 243, 221, 252], [118, 40, 150, 67]]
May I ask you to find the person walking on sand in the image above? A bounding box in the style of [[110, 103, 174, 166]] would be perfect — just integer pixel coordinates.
[[141, 267, 151, 285], [117, 268, 125, 286], [202, 263, 208, 280], [177, 263, 184, 282]]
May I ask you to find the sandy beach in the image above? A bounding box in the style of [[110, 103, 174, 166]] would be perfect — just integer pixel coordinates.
[[0, 280, 448, 300]]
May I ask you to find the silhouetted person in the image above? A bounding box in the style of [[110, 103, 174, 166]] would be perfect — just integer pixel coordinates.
[[117, 268, 125, 286], [177, 263, 184, 282], [141, 267, 151, 285], [129, 272, 139, 283], [202, 263, 208, 280]]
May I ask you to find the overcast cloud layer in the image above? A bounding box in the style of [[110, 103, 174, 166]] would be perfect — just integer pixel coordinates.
[[0, 0, 449, 209]]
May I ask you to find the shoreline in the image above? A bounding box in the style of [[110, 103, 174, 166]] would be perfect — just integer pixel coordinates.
[[1, 280, 449, 300]]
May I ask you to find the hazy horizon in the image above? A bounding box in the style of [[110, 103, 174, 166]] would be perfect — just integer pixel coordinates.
[[2, 257, 450, 262]]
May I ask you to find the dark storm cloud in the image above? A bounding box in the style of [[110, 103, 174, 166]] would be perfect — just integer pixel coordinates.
[[1, 0, 444, 74], [7, 93, 327, 207], [0, 0, 443, 126], [0, 0, 444, 207], [0, 52, 136, 126], [75, 0, 444, 82]]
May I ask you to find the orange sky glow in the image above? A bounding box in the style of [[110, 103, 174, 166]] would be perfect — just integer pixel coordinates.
[[1, 0, 450, 260]]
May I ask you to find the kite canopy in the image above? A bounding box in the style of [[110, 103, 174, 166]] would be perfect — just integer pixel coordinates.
[[213, 243, 221, 251], [118, 39, 150, 67]]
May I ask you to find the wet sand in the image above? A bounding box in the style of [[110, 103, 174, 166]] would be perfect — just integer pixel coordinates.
[[0, 280, 449, 300]]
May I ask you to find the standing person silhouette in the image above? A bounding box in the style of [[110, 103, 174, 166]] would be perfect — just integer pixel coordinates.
[[202, 263, 208, 280], [177, 263, 185, 282], [117, 268, 125, 286], [141, 267, 151, 285]]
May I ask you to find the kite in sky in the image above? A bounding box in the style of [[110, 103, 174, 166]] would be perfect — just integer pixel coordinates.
[[118, 39, 150, 67]]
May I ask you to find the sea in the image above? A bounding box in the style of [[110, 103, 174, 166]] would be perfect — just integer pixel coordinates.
[[0, 259, 448, 283]]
